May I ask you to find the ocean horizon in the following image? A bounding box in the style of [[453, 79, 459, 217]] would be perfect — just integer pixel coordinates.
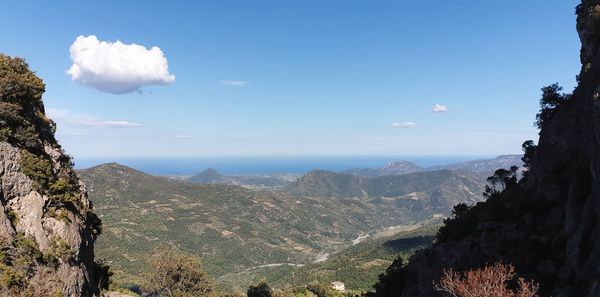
[[72, 155, 501, 176]]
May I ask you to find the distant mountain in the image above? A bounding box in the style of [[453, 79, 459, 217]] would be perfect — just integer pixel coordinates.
[[285, 169, 485, 209], [79, 163, 445, 292], [342, 155, 523, 178], [284, 170, 367, 198], [343, 161, 423, 177], [429, 154, 523, 175], [187, 168, 291, 189]]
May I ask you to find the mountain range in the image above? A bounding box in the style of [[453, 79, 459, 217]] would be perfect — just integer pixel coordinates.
[[284, 169, 485, 210], [78, 162, 486, 292], [343, 155, 523, 178]]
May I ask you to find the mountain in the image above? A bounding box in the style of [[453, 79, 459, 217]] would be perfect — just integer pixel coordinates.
[[344, 161, 423, 177], [187, 168, 291, 189], [0, 54, 103, 296], [285, 170, 366, 198], [375, 2, 600, 296], [188, 168, 228, 184], [343, 155, 523, 178], [79, 163, 444, 292], [285, 170, 485, 210], [429, 154, 523, 175]]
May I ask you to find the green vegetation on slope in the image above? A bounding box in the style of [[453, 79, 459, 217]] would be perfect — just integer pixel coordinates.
[[277, 221, 441, 291], [80, 163, 452, 292]]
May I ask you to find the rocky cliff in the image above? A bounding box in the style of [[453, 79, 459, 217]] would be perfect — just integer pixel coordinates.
[[390, 1, 600, 296], [0, 54, 104, 296]]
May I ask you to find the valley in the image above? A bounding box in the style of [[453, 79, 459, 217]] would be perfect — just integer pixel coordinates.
[[78, 156, 515, 292]]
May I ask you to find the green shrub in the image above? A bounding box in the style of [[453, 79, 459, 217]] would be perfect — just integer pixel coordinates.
[[0, 264, 25, 289], [248, 280, 273, 297], [43, 238, 73, 268], [534, 83, 571, 129], [19, 150, 53, 189], [6, 211, 18, 228], [49, 178, 78, 203]]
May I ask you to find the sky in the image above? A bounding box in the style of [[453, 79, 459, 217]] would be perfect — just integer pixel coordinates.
[[0, 1, 582, 158]]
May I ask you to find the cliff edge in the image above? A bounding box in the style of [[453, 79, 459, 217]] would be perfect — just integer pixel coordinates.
[[0, 54, 104, 296], [386, 1, 600, 296]]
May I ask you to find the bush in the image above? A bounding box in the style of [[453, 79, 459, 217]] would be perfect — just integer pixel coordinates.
[[368, 258, 407, 297], [247, 280, 273, 297], [534, 83, 571, 129], [43, 238, 73, 268], [434, 262, 539, 297], [19, 150, 53, 189], [144, 249, 213, 297]]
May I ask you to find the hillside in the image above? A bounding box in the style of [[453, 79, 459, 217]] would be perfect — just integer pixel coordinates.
[[374, 2, 600, 296], [428, 154, 523, 176], [343, 161, 423, 177], [285, 170, 485, 210], [278, 220, 442, 291], [187, 168, 290, 189], [79, 163, 449, 291]]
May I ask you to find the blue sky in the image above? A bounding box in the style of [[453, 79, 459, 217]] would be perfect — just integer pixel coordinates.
[[0, 1, 581, 158]]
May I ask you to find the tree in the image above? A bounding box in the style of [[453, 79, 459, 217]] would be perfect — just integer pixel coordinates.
[[534, 83, 571, 129], [484, 167, 519, 198], [368, 257, 407, 297], [144, 249, 213, 297], [247, 279, 273, 297], [435, 262, 539, 297], [521, 140, 537, 169]]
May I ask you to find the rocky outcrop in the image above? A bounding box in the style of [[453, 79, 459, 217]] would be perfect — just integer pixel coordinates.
[[395, 1, 600, 296], [0, 54, 104, 296]]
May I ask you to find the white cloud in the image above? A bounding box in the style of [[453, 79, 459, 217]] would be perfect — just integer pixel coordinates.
[[67, 35, 175, 94], [47, 108, 142, 128], [220, 80, 249, 86], [392, 122, 417, 128], [431, 104, 448, 113]]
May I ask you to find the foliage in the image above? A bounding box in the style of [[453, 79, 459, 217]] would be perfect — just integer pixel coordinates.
[[434, 262, 539, 297], [367, 257, 407, 297], [483, 167, 519, 198], [19, 149, 53, 189], [534, 83, 571, 129], [521, 140, 537, 169], [0, 54, 52, 150], [279, 222, 439, 291], [43, 238, 73, 268], [0, 54, 45, 102], [49, 177, 79, 203], [247, 279, 273, 297], [144, 249, 213, 297]]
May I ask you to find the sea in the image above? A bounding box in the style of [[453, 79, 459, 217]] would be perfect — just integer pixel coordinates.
[[72, 155, 493, 176]]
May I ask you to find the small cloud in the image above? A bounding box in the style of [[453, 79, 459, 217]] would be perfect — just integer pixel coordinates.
[[220, 80, 249, 87], [47, 109, 142, 128], [67, 35, 175, 94], [172, 134, 192, 139], [431, 104, 448, 113], [392, 122, 417, 128]]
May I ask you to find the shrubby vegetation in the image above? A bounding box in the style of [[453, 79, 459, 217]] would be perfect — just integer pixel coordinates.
[[247, 280, 273, 297], [143, 249, 213, 297], [367, 258, 407, 297], [534, 83, 571, 129], [434, 262, 539, 297]]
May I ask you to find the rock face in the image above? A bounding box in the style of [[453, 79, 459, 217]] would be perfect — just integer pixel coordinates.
[[395, 1, 600, 296], [0, 55, 103, 295]]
